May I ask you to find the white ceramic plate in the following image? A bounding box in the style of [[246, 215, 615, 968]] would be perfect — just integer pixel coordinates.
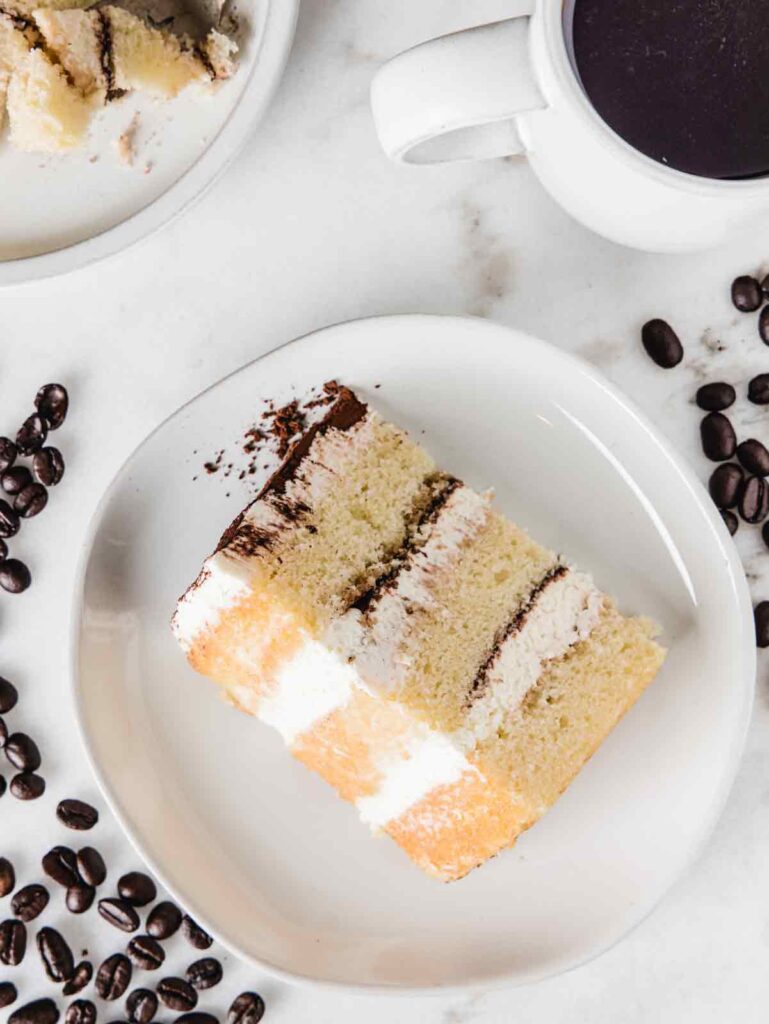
[[72, 315, 755, 993], [0, 0, 298, 286]]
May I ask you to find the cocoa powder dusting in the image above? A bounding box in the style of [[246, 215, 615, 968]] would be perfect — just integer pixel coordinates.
[[199, 380, 344, 486]]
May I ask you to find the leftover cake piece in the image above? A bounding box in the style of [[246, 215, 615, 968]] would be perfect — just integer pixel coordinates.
[[0, 12, 32, 130], [172, 386, 665, 881], [7, 45, 92, 151], [0, 1, 238, 153]]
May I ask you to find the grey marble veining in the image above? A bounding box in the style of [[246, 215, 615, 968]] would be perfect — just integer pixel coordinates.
[[2, 2, 768, 1021]]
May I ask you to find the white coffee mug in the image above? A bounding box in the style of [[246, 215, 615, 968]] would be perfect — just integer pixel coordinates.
[[370, 4, 769, 253]]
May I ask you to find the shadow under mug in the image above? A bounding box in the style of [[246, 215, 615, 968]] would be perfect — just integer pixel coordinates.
[[370, 3, 769, 253]]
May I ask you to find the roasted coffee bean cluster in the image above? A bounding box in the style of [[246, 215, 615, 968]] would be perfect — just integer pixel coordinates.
[[1, 812, 264, 1023], [0, 673, 46, 801], [643, 272, 769, 651], [0, 382, 263, 1023], [0, 384, 68, 595]]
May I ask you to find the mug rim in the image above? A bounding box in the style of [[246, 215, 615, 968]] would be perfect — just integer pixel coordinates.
[[545, 1, 769, 197]]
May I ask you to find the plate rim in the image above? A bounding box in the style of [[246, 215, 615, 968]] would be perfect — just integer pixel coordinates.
[[70, 314, 757, 995], [0, 0, 300, 287]]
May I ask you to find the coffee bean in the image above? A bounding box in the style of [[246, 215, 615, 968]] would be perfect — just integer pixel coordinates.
[[6, 732, 41, 771], [11, 772, 45, 799], [695, 381, 736, 412], [740, 475, 769, 523], [62, 960, 93, 996], [181, 916, 212, 950], [178, 1016, 219, 1024], [36, 385, 69, 431], [157, 977, 197, 1012], [0, 438, 17, 474], [0, 918, 27, 964], [98, 898, 139, 933], [9, 998, 59, 1024], [0, 773, 5, 797], [37, 926, 75, 982], [0, 856, 15, 896], [0, 675, 18, 712], [0, 981, 17, 1007], [0, 717, 6, 746], [0, 502, 21, 539], [12, 884, 49, 922], [186, 957, 222, 990], [737, 438, 769, 476], [126, 988, 158, 1024], [641, 318, 684, 368], [66, 882, 95, 914], [65, 1002, 95, 1024], [708, 463, 744, 509], [126, 934, 164, 971], [96, 953, 132, 1000], [748, 373, 769, 404], [43, 847, 80, 889], [722, 508, 738, 535], [731, 275, 763, 312], [15, 483, 47, 519], [0, 560, 30, 593], [57, 799, 98, 831], [755, 602, 769, 647], [700, 412, 737, 462], [16, 415, 47, 455], [118, 872, 156, 908], [2, 467, 32, 496], [5, 732, 39, 773], [76, 847, 106, 887], [0, 538, 6, 560], [146, 901, 181, 940], [32, 448, 64, 487], [760, 307, 769, 346], [228, 992, 265, 1024]]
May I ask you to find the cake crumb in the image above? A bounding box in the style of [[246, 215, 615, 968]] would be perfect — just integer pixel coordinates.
[[115, 113, 141, 167]]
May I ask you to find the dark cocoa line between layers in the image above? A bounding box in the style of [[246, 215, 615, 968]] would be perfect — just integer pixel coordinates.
[[465, 563, 569, 706], [96, 10, 124, 102], [2, 7, 33, 32], [193, 41, 216, 79], [215, 385, 368, 555], [348, 474, 462, 617]]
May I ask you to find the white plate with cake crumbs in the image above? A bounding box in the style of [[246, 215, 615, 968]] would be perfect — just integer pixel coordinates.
[[73, 316, 755, 992], [0, 0, 298, 284]]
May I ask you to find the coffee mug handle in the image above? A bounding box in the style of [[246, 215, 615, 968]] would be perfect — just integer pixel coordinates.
[[371, 16, 546, 164]]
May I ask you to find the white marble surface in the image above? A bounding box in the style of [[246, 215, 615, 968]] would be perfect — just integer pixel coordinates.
[[3, 1, 769, 1021]]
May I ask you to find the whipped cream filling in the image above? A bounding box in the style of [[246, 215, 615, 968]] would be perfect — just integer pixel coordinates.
[[327, 485, 492, 692], [256, 638, 356, 745], [459, 569, 603, 745], [355, 729, 475, 829], [171, 552, 251, 652]]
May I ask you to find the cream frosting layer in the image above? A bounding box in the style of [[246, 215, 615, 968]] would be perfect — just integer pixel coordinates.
[[355, 730, 475, 829], [256, 638, 356, 745], [327, 484, 493, 691], [172, 552, 251, 653], [459, 569, 603, 745]]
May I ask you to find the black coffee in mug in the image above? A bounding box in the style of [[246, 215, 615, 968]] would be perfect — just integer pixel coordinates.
[[569, 0, 769, 180]]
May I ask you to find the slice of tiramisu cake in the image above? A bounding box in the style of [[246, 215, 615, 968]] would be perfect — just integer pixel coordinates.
[[172, 385, 665, 882]]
